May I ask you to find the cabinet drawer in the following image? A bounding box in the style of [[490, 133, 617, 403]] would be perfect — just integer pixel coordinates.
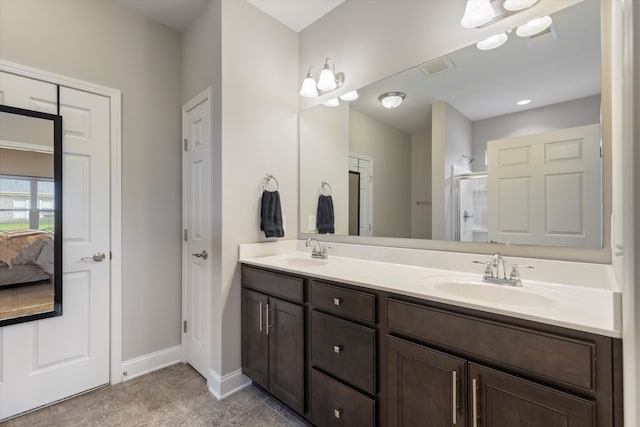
[[311, 310, 376, 394], [241, 266, 303, 303], [311, 368, 375, 427], [387, 298, 596, 392], [311, 280, 375, 324]]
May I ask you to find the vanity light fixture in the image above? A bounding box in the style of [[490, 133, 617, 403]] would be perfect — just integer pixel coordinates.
[[299, 58, 345, 98], [517, 99, 532, 106], [339, 90, 359, 101], [476, 32, 509, 50], [516, 15, 552, 37], [503, 0, 538, 11], [460, 0, 495, 29], [378, 92, 406, 109], [323, 98, 340, 107]]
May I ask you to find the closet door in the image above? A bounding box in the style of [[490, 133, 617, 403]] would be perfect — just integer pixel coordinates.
[[0, 73, 111, 419]]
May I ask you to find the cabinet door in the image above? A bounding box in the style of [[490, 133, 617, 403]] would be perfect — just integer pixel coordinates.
[[387, 336, 467, 427], [269, 297, 304, 413], [469, 363, 596, 427], [241, 289, 269, 389]]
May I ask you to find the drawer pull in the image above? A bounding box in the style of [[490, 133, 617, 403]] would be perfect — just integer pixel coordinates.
[[333, 345, 343, 354], [472, 378, 479, 427], [452, 370, 457, 425], [333, 297, 342, 306], [259, 301, 263, 332], [334, 408, 343, 419]]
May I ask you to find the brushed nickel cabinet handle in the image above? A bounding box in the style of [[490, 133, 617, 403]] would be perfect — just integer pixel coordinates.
[[265, 303, 271, 335], [334, 408, 343, 419], [333, 345, 343, 354], [472, 378, 479, 427], [452, 370, 457, 425], [333, 297, 342, 306], [259, 301, 263, 332]]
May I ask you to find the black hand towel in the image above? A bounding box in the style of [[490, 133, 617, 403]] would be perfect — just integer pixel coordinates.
[[316, 195, 335, 234], [260, 190, 284, 238]]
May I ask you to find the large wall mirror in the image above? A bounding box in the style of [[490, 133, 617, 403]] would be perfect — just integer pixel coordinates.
[[300, 1, 606, 258], [0, 105, 62, 327]]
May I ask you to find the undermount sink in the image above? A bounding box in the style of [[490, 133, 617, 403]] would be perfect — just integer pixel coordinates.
[[432, 281, 558, 308]]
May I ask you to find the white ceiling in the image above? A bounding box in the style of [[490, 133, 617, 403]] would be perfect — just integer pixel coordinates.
[[115, 0, 344, 33]]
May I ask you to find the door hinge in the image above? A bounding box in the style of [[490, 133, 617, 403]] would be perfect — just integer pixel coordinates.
[[110, 251, 112, 260], [184, 138, 188, 151], [183, 320, 187, 333], [600, 146, 603, 158], [184, 229, 188, 241]]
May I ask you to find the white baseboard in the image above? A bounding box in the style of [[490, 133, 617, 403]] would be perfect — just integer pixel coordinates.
[[120, 345, 182, 382], [208, 368, 252, 399]]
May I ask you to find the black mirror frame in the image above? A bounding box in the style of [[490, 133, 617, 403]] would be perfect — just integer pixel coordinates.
[[0, 105, 63, 327]]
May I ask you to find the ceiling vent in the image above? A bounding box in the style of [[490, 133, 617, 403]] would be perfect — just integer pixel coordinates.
[[419, 56, 456, 77]]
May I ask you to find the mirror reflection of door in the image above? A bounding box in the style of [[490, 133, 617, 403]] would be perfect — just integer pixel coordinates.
[[0, 106, 62, 325], [349, 154, 373, 236], [348, 171, 360, 235]]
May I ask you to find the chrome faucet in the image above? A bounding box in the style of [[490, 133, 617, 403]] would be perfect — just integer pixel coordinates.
[[305, 238, 329, 260], [473, 253, 533, 286]]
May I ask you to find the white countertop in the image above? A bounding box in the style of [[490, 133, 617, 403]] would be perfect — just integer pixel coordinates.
[[239, 242, 622, 338]]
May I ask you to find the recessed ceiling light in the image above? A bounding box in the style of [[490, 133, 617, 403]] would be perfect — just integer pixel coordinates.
[[517, 99, 532, 106]]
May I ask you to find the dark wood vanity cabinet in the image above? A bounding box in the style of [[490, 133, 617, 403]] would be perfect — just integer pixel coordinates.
[[241, 267, 304, 413], [241, 265, 622, 427]]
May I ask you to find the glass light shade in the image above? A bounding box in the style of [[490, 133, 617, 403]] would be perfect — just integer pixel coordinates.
[[460, 0, 495, 28], [517, 99, 532, 105], [503, 0, 538, 11], [476, 32, 508, 50], [379, 92, 405, 109], [323, 98, 340, 107], [317, 66, 337, 91], [339, 90, 359, 101], [516, 15, 552, 37], [299, 76, 318, 97]]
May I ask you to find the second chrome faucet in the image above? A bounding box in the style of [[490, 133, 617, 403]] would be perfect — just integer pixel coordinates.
[[305, 238, 329, 260], [473, 253, 534, 287]]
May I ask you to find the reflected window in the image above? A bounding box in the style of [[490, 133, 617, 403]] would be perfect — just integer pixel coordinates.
[[0, 175, 55, 232]]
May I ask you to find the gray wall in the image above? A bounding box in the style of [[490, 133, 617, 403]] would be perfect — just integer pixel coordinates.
[[183, 0, 298, 376], [0, 0, 183, 360]]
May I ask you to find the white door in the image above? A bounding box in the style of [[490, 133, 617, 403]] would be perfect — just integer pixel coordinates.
[[487, 124, 601, 247], [182, 89, 212, 379], [0, 74, 111, 419]]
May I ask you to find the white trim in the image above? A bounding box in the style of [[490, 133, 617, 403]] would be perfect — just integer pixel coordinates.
[[121, 345, 183, 381], [207, 368, 252, 400], [0, 60, 124, 387], [0, 139, 53, 154]]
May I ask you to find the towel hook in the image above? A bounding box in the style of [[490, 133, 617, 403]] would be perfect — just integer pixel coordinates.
[[320, 180, 332, 196], [261, 174, 279, 192]]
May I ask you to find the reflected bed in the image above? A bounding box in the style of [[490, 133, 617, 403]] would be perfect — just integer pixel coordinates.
[[0, 230, 54, 287]]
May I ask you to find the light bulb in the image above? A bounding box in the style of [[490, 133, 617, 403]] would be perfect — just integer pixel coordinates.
[[317, 65, 337, 91], [503, 0, 538, 11], [339, 90, 359, 101], [460, 0, 495, 28], [299, 72, 318, 98], [323, 98, 340, 107]]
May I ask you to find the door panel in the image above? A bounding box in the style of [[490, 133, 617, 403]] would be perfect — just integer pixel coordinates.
[[182, 93, 212, 379], [387, 336, 467, 427], [0, 80, 111, 419], [469, 363, 595, 427], [269, 297, 304, 413], [242, 289, 269, 390]]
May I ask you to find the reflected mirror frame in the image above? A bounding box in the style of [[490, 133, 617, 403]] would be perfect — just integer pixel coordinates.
[[0, 105, 63, 327]]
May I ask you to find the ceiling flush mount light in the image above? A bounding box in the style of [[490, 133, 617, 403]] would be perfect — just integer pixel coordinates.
[[477, 32, 508, 50], [339, 90, 359, 101], [460, 0, 495, 29], [378, 92, 406, 109], [299, 67, 318, 98], [517, 99, 532, 106], [516, 15, 552, 37], [299, 58, 345, 98], [323, 98, 340, 107], [503, 0, 539, 11]]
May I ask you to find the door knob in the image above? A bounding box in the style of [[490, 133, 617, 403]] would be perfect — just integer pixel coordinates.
[[192, 250, 208, 260], [82, 252, 106, 262]]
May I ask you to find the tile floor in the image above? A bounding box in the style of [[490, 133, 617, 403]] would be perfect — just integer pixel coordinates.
[[2, 363, 309, 426]]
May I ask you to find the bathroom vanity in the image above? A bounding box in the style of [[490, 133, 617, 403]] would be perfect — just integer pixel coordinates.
[[240, 249, 622, 427]]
